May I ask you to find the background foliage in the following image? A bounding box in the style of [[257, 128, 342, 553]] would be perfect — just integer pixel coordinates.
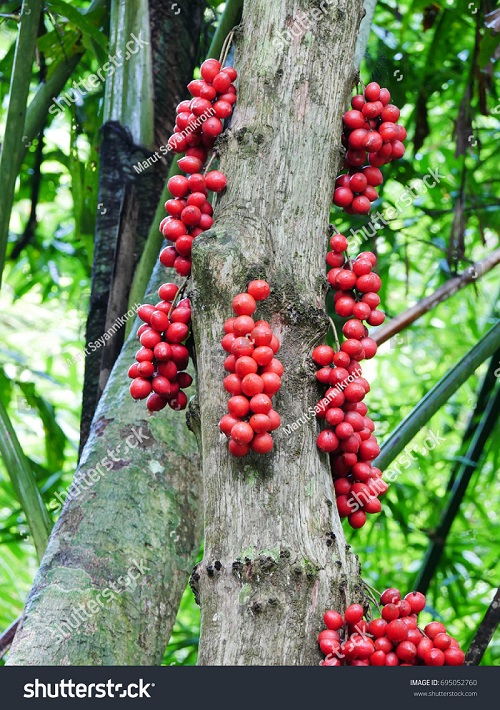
[[0, 0, 498, 665]]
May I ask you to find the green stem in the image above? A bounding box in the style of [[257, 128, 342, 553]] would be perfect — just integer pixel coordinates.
[[375, 321, 500, 470], [0, 0, 43, 288], [207, 0, 243, 59], [413, 385, 500, 595], [0, 399, 52, 562], [125, 0, 244, 325]]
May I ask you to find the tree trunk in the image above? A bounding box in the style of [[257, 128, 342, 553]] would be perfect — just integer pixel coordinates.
[[191, 0, 365, 666], [6, 263, 202, 666]]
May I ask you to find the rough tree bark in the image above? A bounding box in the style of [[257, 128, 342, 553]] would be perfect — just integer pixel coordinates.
[[191, 0, 365, 666], [7, 263, 201, 665]]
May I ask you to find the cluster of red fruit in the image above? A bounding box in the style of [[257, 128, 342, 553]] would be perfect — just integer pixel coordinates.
[[219, 280, 282, 456], [333, 82, 406, 215], [160, 58, 237, 276], [313, 234, 385, 529], [319, 588, 465, 667], [128, 283, 193, 412]]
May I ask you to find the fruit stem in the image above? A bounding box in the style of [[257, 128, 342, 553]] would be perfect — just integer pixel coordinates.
[[328, 317, 340, 352], [219, 29, 235, 66], [168, 276, 191, 318]]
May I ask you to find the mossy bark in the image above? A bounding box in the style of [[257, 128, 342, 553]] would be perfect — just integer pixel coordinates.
[[7, 263, 201, 666], [191, 0, 366, 666]]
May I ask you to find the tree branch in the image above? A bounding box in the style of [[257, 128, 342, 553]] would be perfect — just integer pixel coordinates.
[[373, 248, 500, 346], [465, 586, 500, 666], [0, 617, 20, 661]]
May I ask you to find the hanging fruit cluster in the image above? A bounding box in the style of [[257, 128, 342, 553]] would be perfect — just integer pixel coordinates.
[[334, 82, 407, 215], [318, 588, 465, 666], [129, 58, 237, 411], [219, 280, 282, 456], [160, 58, 237, 277], [128, 284, 193, 412], [313, 235, 386, 529]]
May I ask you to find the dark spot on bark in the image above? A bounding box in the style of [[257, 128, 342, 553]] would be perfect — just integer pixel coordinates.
[[251, 602, 262, 613], [280, 548, 291, 559], [207, 565, 214, 577], [345, 544, 351, 551], [93, 416, 114, 437], [232, 561, 243, 576], [268, 598, 278, 607], [111, 459, 130, 471], [326, 539, 332, 546], [214, 560, 222, 571], [335, 560, 342, 567]]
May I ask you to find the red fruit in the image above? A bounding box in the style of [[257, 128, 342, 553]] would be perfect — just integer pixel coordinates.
[[233, 315, 255, 336], [158, 283, 178, 301], [160, 246, 177, 268], [335, 270, 357, 290], [261, 372, 281, 396], [348, 510, 366, 529], [235, 356, 258, 377], [232, 292, 256, 316], [381, 104, 400, 122], [349, 173, 368, 194], [249, 414, 271, 434], [168, 175, 190, 198], [202, 117, 223, 138], [352, 196, 371, 214], [386, 620, 408, 643], [326, 407, 344, 426], [370, 650, 386, 666], [247, 279, 270, 301], [343, 109, 366, 129], [351, 94, 365, 110], [228, 439, 250, 457], [434, 633, 452, 651], [171, 307, 191, 325], [153, 342, 172, 362], [267, 409, 281, 431], [312, 345, 335, 366], [335, 296, 355, 317], [200, 58, 221, 83], [250, 324, 272, 347], [177, 372, 193, 389], [344, 604, 364, 624], [252, 346, 274, 367], [249, 393, 272, 414], [324, 610, 344, 631], [219, 414, 240, 437], [385, 652, 399, 666], [404, 591, 426, 614], [205, 170, 228, 193], [317, 430, 340, 453], [426, 648, 446, 666], [166, 322, 189, 343], [231, 421, 254, 445], [177, 155, 203, 174], [128, 363, 141, 379], [329, 234, 349, 252], [262, 358, 284, 377], [342, 319, 366, 340], [397, 599, 412, 617], [365, 82, 381, 101], [362, 166, 383, 186], [212, 71, 232, 93], [152, 376, 172, 396], [174, 256, 192, 276], [251, 432, 274, 454], [228, 396, 250, 418], [326, 251, 345, 267], [425, 622, 446, 640], [382, 604, 400, 622], [232, 337, 254, 358], [149, 311, 169, 333], [147, 393, 168, 411], [241, 373, 264, 397], [130, 378, 152, 400], [333, 187, 354, 207], [362, 100, 383, 118], [224, 374, 242, 395], [369, 618, 388, 638], [187, 173, 207, 192], [375, 636, 393, 653], [348, 128, 369, 150], [444, 648, 465, 666], [397, 641, 417, 663]]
